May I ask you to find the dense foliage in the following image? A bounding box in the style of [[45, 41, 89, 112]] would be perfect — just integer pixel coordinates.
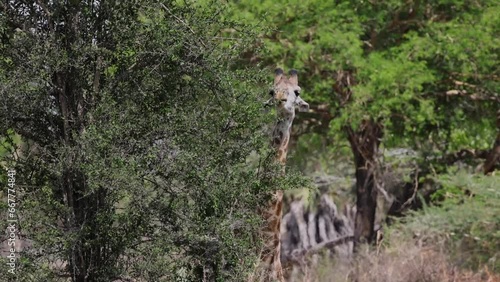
[[0, 1, 303, 281]]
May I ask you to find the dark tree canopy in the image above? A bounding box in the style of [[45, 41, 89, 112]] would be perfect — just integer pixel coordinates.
[[0, 1, 303, 281]]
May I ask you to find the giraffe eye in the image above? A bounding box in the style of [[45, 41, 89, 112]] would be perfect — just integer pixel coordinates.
[[294, 90, 300, 96], [269, 90, 275, 96]]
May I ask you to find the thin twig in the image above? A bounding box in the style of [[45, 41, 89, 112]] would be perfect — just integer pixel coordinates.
[[375, 181, 393, 203], [159, 3, 207, 48], [398, 169, 419, 211]]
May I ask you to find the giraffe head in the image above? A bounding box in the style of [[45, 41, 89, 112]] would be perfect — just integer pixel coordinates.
[[266, 68, 309, 114]]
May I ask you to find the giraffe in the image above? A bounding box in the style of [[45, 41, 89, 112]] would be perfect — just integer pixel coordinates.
[[260, 68, 309, 281]]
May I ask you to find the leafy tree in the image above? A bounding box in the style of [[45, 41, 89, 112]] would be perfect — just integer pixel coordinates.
[[0, 1, 293, 281]]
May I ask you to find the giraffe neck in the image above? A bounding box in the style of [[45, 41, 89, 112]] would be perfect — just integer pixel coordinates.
[[260, 116, 294, 282], [272, 114, 294, 165]]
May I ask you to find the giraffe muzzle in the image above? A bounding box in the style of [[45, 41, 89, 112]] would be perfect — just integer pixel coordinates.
[[264, 98, 288, 108]]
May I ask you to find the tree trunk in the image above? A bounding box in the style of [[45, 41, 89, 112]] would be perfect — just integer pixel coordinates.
[[345, 120, 383, 248], [484, 110, 500, 175], [54, 6, 111, 280]]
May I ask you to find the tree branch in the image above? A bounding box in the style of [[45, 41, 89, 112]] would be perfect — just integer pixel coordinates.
[[287, 235, 355, 263], [442, 148, 490, 164]]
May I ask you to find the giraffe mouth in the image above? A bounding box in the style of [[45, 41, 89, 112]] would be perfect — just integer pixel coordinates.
[[263, 98, 288, 108]]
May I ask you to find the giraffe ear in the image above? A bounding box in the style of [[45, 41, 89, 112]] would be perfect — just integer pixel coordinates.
[[274, 68, 284, 85], [289, 69, 298, 86]]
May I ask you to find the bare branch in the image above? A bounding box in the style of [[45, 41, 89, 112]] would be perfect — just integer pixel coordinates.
[[287, 235, 355, 263], [159, 3, 207, 48], [398, 169, 419, 212]]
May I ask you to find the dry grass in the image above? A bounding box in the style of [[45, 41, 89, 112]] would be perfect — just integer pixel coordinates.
[[287, 239, 500, 282]]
